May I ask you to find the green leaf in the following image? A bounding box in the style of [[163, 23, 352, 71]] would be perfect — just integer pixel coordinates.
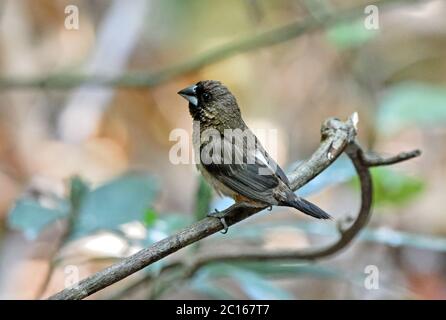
[[350, 167, 425, 207], [71, 172, 158, 237], [326, 19, 378, 49], [194, 177, 213, 221], [144, 208, 158, 227], [378, 82, 446, 135], [8, 198, 69, 240]]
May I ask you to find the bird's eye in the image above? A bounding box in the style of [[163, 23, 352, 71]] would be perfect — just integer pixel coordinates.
[[202, 92, 211, 102]]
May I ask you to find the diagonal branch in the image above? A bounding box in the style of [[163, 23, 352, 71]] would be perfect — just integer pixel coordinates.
[[48, 114, 356, 299], [0, 0, 419, 90], [48, 114, 420, 300], [108, 143, 421, 300], [176, 144, 420, 279]]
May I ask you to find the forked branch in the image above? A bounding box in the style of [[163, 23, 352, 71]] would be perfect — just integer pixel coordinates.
[[49, 114, 420, 300]]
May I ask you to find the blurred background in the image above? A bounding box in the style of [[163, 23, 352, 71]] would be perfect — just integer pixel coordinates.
[[0, 0, 445, 299]]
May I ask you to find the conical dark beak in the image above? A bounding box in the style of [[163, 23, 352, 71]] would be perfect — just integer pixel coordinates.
[[178, 84, 198, 107]]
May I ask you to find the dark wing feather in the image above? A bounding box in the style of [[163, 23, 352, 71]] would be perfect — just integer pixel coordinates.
[[201, 135, 288, 203], [262, 149, 290, 186]]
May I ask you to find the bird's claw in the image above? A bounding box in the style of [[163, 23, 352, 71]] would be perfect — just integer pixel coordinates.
[[207, 209, 229, 234], [267, 205, 273, 211], [219, 217, 228, 234]]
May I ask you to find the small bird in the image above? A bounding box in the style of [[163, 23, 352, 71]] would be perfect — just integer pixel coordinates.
[[178, 80, 331, 233]]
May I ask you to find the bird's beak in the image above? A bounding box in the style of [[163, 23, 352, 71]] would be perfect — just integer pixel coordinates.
[[178, 84, 198, 107]]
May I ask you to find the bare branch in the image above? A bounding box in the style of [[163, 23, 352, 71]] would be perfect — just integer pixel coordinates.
[[48, 113, 421, 300], [156, 143, 372, 280], [48, 114, 362, 300], [0, 0, 419, 90], [362, 150, 421, 167], [111, 146, 421, 300]]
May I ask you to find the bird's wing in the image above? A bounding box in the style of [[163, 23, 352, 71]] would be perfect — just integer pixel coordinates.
[[259, 145, 290, 186], [200, 135, 287, 203]]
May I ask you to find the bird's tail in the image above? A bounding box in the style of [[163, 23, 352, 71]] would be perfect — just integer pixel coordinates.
[[280, 195, 331, 220]]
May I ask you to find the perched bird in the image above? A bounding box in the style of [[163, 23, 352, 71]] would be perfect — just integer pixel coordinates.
[[178, 80, 331, 233]]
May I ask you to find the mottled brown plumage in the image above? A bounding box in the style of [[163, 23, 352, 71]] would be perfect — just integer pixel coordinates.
[[189, 80, 245, 131], [178, 80, 331, 232]]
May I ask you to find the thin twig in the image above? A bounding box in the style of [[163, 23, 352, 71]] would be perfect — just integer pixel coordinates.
[[362, 150, 421, 167], [0, 0, 419, 90], [36, 178, 86, 299]]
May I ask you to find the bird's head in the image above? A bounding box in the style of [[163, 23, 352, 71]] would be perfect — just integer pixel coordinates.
[[178, 80, 242, 127]]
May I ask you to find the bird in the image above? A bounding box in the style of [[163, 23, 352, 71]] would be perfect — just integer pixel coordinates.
[[178, 80, 331, 233]]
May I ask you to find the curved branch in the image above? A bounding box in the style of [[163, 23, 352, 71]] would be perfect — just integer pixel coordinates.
[[162, 145, 420, 280], [185, 142, 372, 268], [362, 150, 421, 167], [109, 145, 421, 300], [48, 114, 356, 300], [48, 114, 420, 300]]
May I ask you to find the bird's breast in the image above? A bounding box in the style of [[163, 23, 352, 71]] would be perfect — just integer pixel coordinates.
[[195, 162, 237, 198]]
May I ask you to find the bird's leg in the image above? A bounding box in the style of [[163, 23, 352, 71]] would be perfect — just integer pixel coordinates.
[[207, 208, 229, 234], [207, 202, 258, 234]]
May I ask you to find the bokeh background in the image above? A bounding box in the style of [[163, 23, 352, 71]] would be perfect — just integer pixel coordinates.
[[0, 0, 445, 299]]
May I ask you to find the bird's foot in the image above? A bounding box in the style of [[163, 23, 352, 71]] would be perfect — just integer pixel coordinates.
[[207, 209, 229, 234], [207, 202, 261, 234], [267, 205, 273, 211]]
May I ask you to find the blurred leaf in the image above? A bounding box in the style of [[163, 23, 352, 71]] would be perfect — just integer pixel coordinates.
[[69, 176, 90, 211], [8, 198, 69, 240], [234, 261, 342, 279], [303, 0, 332, 22], [363, 226, 446, 251], [190, 280, 234, 300], [327, 19, 378, 49], [308, 221, 446, 253], [231, 269, 293, 300], [72, 172, 158, 238], [194, 264, 292, 300], [154, 214, 192, 233], [194, 177, 213, 221], [144, 208, 158, 227], [143, 260, 165, 276], [350, 167, 424, 207], [293, 155, 356, 197], [189, 260, 367, 299], [214, 214, 446, 254], [377, 82, 446, 135], [144, 213, 192, 245]]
